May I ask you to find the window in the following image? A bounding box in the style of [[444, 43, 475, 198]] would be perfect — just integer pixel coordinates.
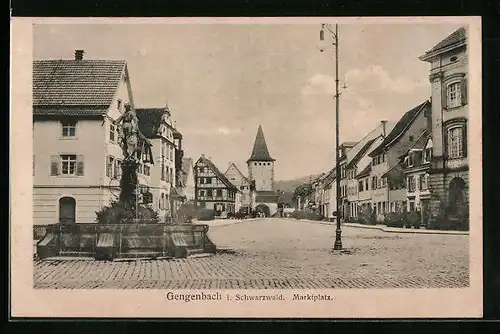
[[117, 99, 122, 110], [207, 189, 213, 197], [61, 121, 76, 137], [372, 176, 377, 189], [206, 177, 212, 184], [365, 179, 369, 190], [407, 176, 416, 192], [115, 160, 121, 179], [380, 177, 386, 188], [199, 177, 204, 184], [107, 156, 115, 177], [409, 135, 414, 142], [109, 124, 116, 142], [408, 153, 415, 167], [199, 190, 205, 197], [420, 173, 428, 190], [61, 155, 77, 175], [216, 189, 223, 197], [424, 147, 433, 163], [448, 127, 463, 159], [447, 82, 461, 108], [143, 165, 150, 176], [240, 186, 245, 190]]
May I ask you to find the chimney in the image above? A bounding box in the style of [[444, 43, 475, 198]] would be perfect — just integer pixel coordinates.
[[381, 120, 388, 137], [74, 50, 84, 61]]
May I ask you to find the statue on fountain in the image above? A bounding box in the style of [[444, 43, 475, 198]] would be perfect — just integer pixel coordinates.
[[114, 103, 154, 212]]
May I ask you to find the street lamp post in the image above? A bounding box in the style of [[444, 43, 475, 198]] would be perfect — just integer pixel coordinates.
[[319, 23, 342, 250]]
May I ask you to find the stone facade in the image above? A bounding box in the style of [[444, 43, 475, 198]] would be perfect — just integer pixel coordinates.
[[419, 27, 469, 225]]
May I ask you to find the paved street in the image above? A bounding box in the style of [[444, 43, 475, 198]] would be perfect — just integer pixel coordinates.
[[34, 219, 469, 289]]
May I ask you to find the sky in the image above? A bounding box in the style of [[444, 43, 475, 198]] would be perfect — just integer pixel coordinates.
[[33, 22, 463, 180]]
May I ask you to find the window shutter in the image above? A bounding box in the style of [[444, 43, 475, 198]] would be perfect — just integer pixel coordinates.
[[50, 155, 59, 176], [441, 84, 447, 110], [460, 77, 468, 106], [76, 155, 84, 176], [462, 123, 468, 157]]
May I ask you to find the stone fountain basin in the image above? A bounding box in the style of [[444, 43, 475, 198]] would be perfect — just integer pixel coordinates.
[[35, 223, 216, 260]]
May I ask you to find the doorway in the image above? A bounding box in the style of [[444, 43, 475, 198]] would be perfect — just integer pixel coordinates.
[[59, 197, 76, 224]]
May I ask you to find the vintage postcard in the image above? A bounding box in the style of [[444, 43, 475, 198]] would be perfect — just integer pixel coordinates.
[[10, 16, 482, 318]]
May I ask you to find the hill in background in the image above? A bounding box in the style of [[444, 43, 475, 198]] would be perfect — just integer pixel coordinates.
[[275, 174, 321, 193]]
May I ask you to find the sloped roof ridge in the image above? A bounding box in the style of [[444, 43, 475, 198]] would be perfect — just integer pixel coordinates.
[[368, 100, 430, 157], [199, 156, 238, 191]]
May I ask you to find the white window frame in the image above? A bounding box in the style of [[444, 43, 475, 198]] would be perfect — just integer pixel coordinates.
[[61, 121, 77, 138], [61, 154, 77, 175], [447, 81, 461, 109], [109, 123, 116, 143], [448, 126, 464, 159]]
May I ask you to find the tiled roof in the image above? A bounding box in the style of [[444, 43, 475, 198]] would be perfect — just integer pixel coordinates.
[[136, 108, 165, 138], [346, 138, 377, 169], [356, 164, 371, 179], [323, 168, 337, 188], [368, 100, 430, 157], [197, 156, 238, 191], [33, 60, 126, 109], [247, 125, 275, 162], [424, 27, 466, 55], [33, 105, 109, 116]]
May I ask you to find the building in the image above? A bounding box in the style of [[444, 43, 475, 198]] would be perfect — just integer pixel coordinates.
[[224, 162, 252, 213], [346, 136, 383, 220], [33, 50, 152, 225], [136, 105, 181, 222], [321, 168, 337, 219], [368, 100, 432, 221], [194, 155, 239, 214], [338, 141, 357, 220], [177, 157, 196, 202], [419, 27, 469, 225], [400, 131, 433, 224], [355, 164, 372, 214], [247, 125, 279, 217]]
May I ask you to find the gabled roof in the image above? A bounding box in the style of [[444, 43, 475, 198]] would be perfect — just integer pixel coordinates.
[[196, 156, 238, 191], [247, 125, 275, 162], [368, 100, 430, 157], [356, 164, 372, 179], [346, 137, 378, 169], [224, 162, 250, 183], [136, 108, 167, 138], [323, 168, 337, 188], [421, 27, 466, 58], [33, 59, 127, 115]]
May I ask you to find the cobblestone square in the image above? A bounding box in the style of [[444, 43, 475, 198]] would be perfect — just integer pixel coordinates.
[[34, 219, 469, 289]]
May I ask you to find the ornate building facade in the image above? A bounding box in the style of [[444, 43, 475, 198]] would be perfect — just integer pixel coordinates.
[[419, 27, 469, 226]]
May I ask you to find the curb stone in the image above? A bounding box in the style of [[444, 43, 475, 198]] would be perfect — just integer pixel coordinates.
[[296, 219, 469, 235]]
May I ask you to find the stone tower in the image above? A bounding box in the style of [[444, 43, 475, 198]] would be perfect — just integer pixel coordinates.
[[247, 125, 275, 191]]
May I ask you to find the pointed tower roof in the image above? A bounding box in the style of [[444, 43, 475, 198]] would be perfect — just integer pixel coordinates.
[[247, 125, 275, 163]]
